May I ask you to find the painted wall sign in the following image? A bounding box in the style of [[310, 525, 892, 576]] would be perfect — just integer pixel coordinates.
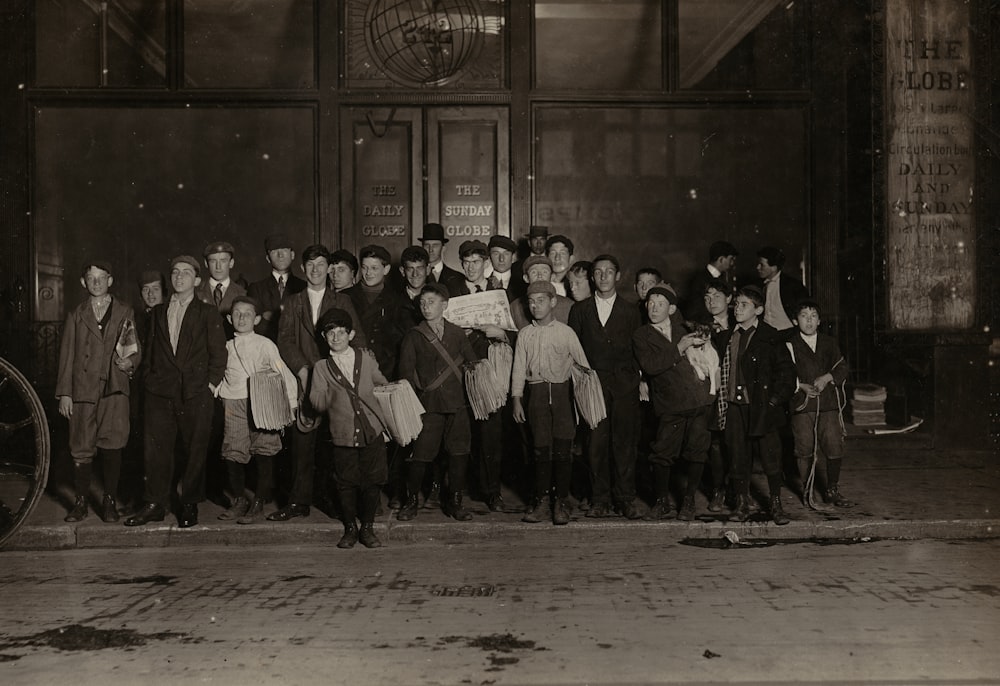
[[885, 0, 975, 330]]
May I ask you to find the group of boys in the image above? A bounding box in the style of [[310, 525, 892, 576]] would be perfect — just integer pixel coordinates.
[[55, 227, 852, 548]]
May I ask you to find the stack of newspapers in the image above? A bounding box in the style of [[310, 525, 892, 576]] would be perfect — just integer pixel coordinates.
[[373, 380, 425, 446], [571, 364, 607, 429], [465, 359, 507, 420], [488, 341, 513, 400], [849, 383, 887, 427]]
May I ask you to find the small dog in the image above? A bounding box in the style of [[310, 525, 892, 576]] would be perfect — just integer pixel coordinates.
[[683, 322, 720, 395]]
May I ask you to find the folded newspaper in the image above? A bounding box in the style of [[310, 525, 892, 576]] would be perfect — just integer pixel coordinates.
[[571, 364, 607, 429], [443, 290, 516, 330], [488, 341, 513, 400], [465, 358, 507, 421], [115, 318, 139, 360], [373, 380, 425, 446]]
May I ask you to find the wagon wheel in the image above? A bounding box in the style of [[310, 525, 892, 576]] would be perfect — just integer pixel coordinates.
[[0, 357, 51, 548]]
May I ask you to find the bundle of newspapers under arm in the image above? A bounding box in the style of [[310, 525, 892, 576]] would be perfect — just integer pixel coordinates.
[[571, 364, 607, 429], [465, 358, 507, 421], [373, 380, 425, 446], [488, 341, 513, 400]]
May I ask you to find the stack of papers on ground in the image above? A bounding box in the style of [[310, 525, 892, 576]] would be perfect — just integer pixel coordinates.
[[488, 341, 513, 400], [373, 380, 425, 446], [849, 383, 886, 426], [571, 365, 607, 429], [465, 359, 507, 420]]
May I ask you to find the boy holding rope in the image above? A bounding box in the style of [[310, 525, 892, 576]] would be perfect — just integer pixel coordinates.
[[788, 300, 852, 508]]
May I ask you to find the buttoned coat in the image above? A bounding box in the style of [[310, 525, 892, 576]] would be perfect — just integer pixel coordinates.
[[56, 297, 139, 403], [247, 272, 306, 341], [632, 322, 714, 416], [141, 297, 228, 402], [344, 283, 412, 377], [398, 320, 477, 413], [568, 294, 641, 393], [276, 287, 367, 376], [731, 321, 797, 436], [309, 349, 389, 447]]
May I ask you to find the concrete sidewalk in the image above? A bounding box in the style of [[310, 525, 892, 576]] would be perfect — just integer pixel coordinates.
[[6, 428, 999, 550]]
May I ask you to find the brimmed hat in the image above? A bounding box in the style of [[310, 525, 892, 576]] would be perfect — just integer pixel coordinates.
[[204, 241, 235, 258], [419, 223, 449, 244], [528, 225, 549, 239], [265, 234, 292, 252], [488, 235, 517, 253]]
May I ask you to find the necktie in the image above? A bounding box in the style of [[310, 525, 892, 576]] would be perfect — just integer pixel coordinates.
[[214, 283, 223, 307], [277, 276, 285, 300], [475, 285, 483, 293]]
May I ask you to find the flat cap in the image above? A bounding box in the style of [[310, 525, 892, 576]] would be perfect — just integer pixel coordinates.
[[526, 280, 556, 297], [646, 285, 677, 304], [170, 255, 201, 274], [139, 270, 164, 286], [488, 235, 517, 253], [522, 255, 553, 272], [459, 240, 489, 258], [204, 241, 235, 257], [80, 260, 113, 278]]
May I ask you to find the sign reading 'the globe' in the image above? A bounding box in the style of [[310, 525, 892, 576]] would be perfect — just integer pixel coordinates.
[[885, 0, 975, 330]]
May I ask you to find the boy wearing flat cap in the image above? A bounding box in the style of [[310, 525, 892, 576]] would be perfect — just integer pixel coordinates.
[[632, 286, 715, 521], [397, 283, 479, 521], [310, 308, 391, 548], [196, 240, 247, 338], [57, 260, 140, 523], [247, 234, 306, 341], [126, 255, 228, 528], [511, 280, 590, 525], [487, 235, 525, 302]]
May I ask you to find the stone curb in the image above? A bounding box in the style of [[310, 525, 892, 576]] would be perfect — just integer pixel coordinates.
[[6, 517, 1000, 551]]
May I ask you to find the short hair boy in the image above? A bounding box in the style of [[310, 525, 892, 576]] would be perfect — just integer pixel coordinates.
[[566, 261, 593, 302], [309, 308, 392, 548], [511, 280, 590, 525], [216, 296, 298, 524], [56, 261, 140, 523], [632, 286, 714, 521], [788, 300, 852, 507], [396, 283, 478, 521], [723, 285, 797, 524], [330, 249, 359, 292]]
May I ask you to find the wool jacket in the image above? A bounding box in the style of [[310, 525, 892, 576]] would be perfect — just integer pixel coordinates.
[[277, 287, 367, 375], [56, 297, 139, 402], [398, 319, 477, 413], [309, 348, 389, 447], [141, 296, 227, 402], [787, 332, 849, 413], [632, 322, 714, 416], [246, 272, 307, 341]]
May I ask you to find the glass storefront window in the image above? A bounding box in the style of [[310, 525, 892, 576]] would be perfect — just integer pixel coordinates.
[[35, 0, 167, 87], [183, 0, 316, 88], [534, 106, 807, 289], [534, 0, 662, 91], [678, 0, 808, 90]]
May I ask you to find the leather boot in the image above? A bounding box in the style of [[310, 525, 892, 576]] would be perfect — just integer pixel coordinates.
[[552, 498, 571, 526], [677, 495, 696, 521], [397, 494, 419, 521], [237, 498, 265, 524], [218, 496, 250, 521], [101, 495, 120, 523], [337, 522, 359, 549], [733, 493, 751, 522], [424, 482, 441, 509], [449, 492, 473, 521], [522, 499, 548, 523], [65, 496, 88, 523], [707, 489, 726, 513], [359, 523, 382, 548], [770, 495, 790, 525]]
